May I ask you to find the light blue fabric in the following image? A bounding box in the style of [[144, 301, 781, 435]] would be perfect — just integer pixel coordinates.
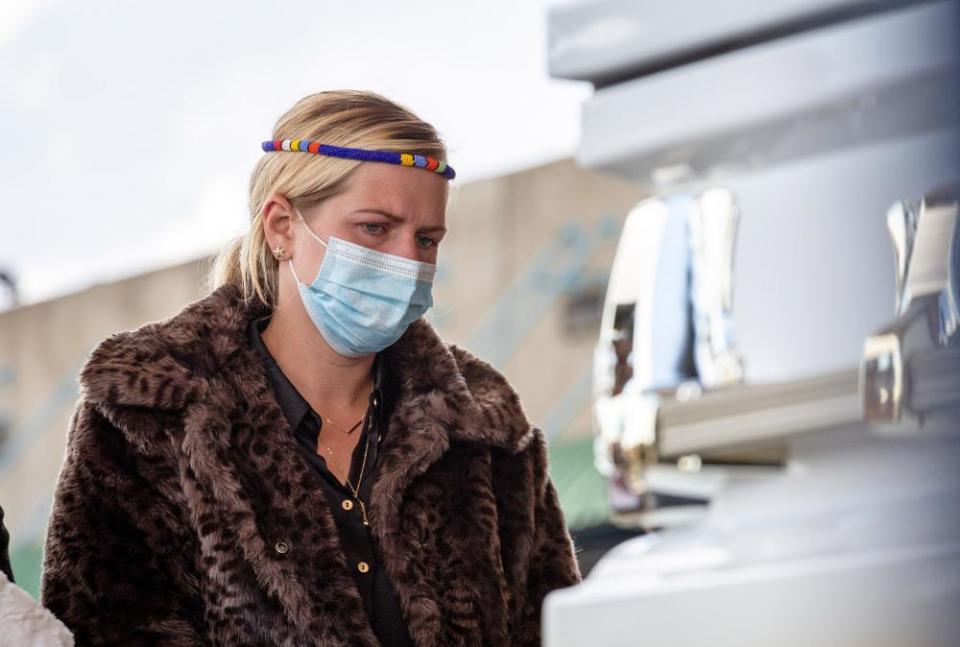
[[288, 209, 435, 357]]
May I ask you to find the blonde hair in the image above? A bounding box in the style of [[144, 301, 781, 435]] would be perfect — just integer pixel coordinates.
[[208, 90, 451, 306]]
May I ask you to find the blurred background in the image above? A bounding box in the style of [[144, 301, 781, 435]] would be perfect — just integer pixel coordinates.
[[1, 0, 959, 645]]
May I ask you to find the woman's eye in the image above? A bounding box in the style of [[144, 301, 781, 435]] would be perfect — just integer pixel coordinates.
[[360, 223, 436, 249], [416, 235, 438, 249]]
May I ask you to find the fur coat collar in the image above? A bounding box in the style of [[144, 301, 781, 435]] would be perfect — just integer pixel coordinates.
[[41, 282, 581, 646]]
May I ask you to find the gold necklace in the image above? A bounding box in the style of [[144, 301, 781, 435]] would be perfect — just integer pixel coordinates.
[[345, 436, 371, 527], [320, 382, 375, 435], [322, 414, 364, 435], [315, 410, 366, 460], [317, 412, 371, 526]]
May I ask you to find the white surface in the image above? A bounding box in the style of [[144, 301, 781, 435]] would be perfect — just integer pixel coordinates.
[[546, 543, 960, 647], [0, 571, 74, 646], [576, 1, 959, 183], [571, 0, 960, 383], [727, 129, 960, 383], [547, 0, 900, 82], [545, 424, 960, 646]]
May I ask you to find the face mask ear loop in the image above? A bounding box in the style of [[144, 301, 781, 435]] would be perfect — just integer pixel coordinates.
[[289, 208, 330, 287], [287, 258, 303, 286], [294, 207, 329, 248]]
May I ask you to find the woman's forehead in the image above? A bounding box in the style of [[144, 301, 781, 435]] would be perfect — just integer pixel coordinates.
[[338, 164, 448, 223]]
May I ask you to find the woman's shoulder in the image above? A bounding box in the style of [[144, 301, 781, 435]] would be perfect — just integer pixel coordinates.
[[78, 283, 259, 414], [70, 284, 263, 458], [445, 342, 513, 397], [442, 341, 545, 458]]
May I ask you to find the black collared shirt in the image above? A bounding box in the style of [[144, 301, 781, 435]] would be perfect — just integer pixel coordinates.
[[248, 314, 414, 647]]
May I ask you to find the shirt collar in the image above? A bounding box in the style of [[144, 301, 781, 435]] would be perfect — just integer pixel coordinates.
[[247, 314, 388, 437]]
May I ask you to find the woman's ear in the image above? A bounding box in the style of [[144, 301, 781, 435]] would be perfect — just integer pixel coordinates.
[[262, 193, 296, 255]]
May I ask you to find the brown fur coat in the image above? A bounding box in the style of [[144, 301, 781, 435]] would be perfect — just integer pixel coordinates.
[[40, 282, 582, 646]]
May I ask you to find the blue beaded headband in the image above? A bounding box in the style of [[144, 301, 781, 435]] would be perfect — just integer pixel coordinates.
[[261, 139, 456, 180]]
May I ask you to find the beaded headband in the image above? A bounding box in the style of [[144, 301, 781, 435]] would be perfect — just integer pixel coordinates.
[[261, 139, 456, 180]]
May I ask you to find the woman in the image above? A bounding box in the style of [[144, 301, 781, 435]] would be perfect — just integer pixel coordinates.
[[40, 90, 581, 646]]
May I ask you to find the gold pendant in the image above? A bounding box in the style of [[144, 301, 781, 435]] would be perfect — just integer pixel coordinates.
[[358, 499, 369, 526]]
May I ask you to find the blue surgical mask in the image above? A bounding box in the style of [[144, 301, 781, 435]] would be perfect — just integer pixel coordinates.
[[287, 208, 436, 357]]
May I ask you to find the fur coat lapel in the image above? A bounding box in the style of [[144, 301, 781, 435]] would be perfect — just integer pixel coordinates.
[[64, 282, 566, 646]]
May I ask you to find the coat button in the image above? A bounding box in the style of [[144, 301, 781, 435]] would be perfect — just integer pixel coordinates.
[[342, 499, 354, 511], [274, 541, 289, 554], [357, 561, 370, 573]]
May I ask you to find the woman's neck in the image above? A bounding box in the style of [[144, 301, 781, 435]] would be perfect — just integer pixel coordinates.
[[260, 300, 375, 414]]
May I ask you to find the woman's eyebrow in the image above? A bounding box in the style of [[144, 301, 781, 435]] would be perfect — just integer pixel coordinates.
[[354, 208, 447, 233]]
